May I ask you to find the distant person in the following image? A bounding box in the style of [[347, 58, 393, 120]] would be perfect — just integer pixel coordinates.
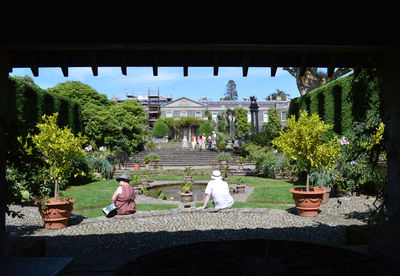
[[198, 135, 203, 151], [182, 135, 188, 148], [111, 174, 136, 215], [212, 131, 217, 150], [207, 135, 212, 150], [191, 135, 197, 150], [197, 170, 234, 210]]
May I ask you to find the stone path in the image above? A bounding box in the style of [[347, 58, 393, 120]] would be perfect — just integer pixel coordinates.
[[6, 195, 377, 260]]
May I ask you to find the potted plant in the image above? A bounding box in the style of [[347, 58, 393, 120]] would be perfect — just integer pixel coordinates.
[[134, 157, 141, 170], [25, 113, 87, 228], [143, 153, 161, 169], [180, 182, 193, 203], [217, 152, 232, 165], [184, 166, 193, 182], [221, 165, 230, 182], [237, 156, 245, 170], [272, 111, 340, 217]]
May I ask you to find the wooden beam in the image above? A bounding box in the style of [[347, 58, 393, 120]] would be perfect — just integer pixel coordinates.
[[60, 51, 68, 77], [271, 53, 279, 77], [271, 66, 277, 77], [299, 52, 308, 76], [61, 66, 68, 77], [121, 65, 127, 76], [327, 66, 335, 77], [30, 53, 38, 77], [327, 53, 337, 77], [91, 66, 98, 76], [30, 66, 38, 77], [153, 52, 158, 76], [90, 51, 98, 76], [243, 52, 249, 77], [213, 52, 219, 76], [242, 66, 248, 77]]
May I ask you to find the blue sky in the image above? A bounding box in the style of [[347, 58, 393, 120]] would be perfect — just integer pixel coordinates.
[[9, 66, 301, 101]]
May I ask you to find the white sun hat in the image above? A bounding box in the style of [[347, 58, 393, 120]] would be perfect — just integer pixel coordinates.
[[211, 170, 222, 179]]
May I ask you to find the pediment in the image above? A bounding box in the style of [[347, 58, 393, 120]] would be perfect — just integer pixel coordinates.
[[162, 97, 205, 108]]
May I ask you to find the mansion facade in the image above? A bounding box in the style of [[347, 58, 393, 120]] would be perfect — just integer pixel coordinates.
[[160, 97, 290, 137]]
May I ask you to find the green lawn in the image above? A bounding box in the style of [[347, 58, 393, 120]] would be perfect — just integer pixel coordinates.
[[66, 176, 295, 218], [230, 176, 295, 204]]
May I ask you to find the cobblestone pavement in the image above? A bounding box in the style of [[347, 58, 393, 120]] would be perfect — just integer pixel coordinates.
[[6, 195, 377, 258]]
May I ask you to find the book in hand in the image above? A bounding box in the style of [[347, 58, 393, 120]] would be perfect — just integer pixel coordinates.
[[102, 203, 118, 218]]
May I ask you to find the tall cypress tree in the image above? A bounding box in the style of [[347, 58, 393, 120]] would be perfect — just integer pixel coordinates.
[[223, 80, 238, 100]]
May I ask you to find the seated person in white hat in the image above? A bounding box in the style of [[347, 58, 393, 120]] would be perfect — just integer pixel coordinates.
[[197, 170, 234, 210]]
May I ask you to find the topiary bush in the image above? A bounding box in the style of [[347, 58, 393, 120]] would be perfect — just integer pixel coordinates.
[[152, 121, 169, 137]]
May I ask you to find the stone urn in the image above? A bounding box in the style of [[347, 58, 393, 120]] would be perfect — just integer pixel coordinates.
[[36, 198, 76, 229], [180, 192, 193, 203], [184, 175, 192, 182], [290, 187, 326, 217]]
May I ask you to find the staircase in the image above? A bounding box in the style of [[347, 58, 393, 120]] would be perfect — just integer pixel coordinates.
[[114, 142, 256, 175], [128, 148, 240, 167]]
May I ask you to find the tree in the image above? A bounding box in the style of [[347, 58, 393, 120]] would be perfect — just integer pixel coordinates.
[[263, 107, 281, 139], [266, 89, 290, 100], [27, 113, 87, 200], [272, 111, 340, 191], [152, 121, 169, 137], [223, 80, 238, 101], [234, 107, 250, 136], [283, 67, 351, 96], [198, 122, 213, 137], [47, 81, 112, 108]]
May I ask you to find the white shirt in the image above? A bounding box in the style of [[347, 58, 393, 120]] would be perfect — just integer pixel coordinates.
[[205, 178, 234, 209]]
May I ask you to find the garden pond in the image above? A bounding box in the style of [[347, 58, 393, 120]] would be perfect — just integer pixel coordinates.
[[146, 183, 207, 202]]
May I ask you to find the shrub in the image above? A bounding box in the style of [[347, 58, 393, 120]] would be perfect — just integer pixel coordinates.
[[152, 121, 169, 137], [272, 111, 341, 191], [216, 152, 232, 161], [216, 140, 226, 150], [198, 122, 213, 137], [143, 153, 161, 163]]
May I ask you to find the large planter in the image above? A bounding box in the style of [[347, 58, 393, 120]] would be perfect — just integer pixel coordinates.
[[37, 198, 76, 229], [180, 192, 193, 203], [290, 187, 325, 217], [321, 187, 331, 204]]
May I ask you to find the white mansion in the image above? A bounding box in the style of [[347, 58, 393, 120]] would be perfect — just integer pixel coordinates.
[[160, 97, 290, 131]]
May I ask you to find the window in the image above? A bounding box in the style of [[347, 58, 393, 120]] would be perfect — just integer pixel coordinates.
[[166, 111, 172, 118], [195, 111, 202, 118], [212, 112, 218, 122], [263, 112, 269, 122], [281, 111, 287, 121], [180, 111, 187, 117]]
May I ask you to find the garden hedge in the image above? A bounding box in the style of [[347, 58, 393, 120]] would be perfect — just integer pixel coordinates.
[[6, 76, 83, 140], [288, 70, 383, 135]]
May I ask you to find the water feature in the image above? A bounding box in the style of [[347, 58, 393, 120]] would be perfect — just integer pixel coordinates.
[[147, 183, 207, 202]]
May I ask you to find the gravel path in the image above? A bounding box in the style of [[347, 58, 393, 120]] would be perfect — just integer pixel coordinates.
[[6, 196, 377, 258]]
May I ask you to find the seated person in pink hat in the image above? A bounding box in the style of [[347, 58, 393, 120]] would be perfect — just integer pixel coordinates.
[[197, 170, 234, 210]]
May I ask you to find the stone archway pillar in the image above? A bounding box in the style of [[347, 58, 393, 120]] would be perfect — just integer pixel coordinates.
[[380, 52, 400, 243], [0, 55, 9, 256]]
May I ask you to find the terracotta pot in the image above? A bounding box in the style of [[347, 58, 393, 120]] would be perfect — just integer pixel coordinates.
[[37, 198, 76, 229], [180, 192, 193, 203], [134, 163, 140, 170], [290, 187, 325, 217], [321, 187, 331, 204]]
